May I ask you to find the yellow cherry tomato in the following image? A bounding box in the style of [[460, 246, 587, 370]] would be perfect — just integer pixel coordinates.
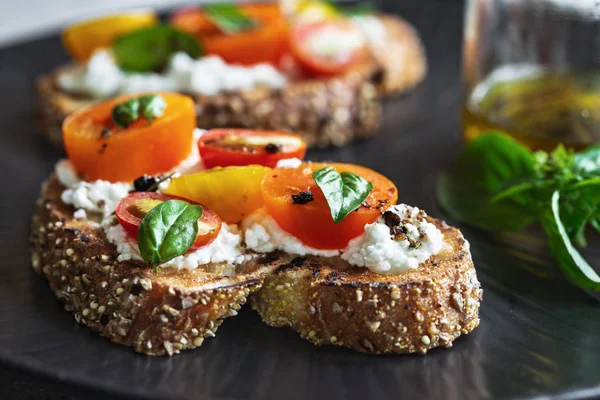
[[162, 165, 271, 224], [62, 11, 158, 61], [288, 1, 339, 24]]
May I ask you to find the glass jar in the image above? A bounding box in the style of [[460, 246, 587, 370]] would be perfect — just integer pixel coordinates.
[[462, 0, 600, 151]]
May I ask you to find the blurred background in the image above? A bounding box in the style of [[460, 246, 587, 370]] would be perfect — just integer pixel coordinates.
[[0, 0, 461, 47], [1, 0, 188, 47]]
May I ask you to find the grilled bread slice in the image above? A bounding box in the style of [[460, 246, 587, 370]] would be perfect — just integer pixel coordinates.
[[35, 15, 425, 148], [29, 175, 276, 356], [250, 219, 482, 355]]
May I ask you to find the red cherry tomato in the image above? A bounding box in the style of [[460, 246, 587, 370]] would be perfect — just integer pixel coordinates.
[[198, 129, 306, 169], [290, 21, 365, 77], [115, 192, 222, 249]]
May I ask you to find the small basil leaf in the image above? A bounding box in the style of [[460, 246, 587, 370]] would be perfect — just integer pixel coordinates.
[[540, 190, 600, 291], [204, 3, 257, 34], [313, 166, 373, 224], [436, 132, 537, 231], [113, 25, 202, 73], [137, 200, 203, 265], [574, 143, 600, 177], [112, 99, 140, 128], [560, 178, 600, 245], [490, 181, 536, 204], [139, 94, 166, 123]]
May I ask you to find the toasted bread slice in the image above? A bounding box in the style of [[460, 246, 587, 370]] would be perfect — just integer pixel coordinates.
[[35, 15, 426, 148], [29, 175, 276, 355], [250, 219, 482, 354]]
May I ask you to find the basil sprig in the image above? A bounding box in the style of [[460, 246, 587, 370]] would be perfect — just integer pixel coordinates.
[[437, 132, 600, 291], [204, 3, 257, 34], [112, 94, 166, 128], [137, 200, 203, 266], [113, 25, 202, 72], [313, 166, 373, 224]]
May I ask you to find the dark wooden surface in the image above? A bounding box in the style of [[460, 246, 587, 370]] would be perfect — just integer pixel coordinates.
[[1, 0, 600, 399]]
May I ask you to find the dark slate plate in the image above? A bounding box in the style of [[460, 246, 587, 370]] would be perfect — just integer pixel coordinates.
[[1, 1, 599, 399]]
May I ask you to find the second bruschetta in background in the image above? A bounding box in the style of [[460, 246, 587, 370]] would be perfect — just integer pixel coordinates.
[[35, 1, 426, 148]]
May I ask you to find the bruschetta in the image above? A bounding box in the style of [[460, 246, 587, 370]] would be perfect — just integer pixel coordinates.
[[35, 2, 426, 148], [30, 92, 480, 356]]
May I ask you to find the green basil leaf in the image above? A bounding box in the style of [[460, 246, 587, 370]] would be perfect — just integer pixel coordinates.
[[490, 181, 536, 204], [560, 178, 600, 246], [113, 25, 202, 73], [313, 166, 373, 224], [574, 143, 600, 177], [112, 99, 140, 128], [436, 132, 537, 231], [591, 214, 600, 233], [139, 94, 166, 123], [204, 3, 257, 34], [137, 200, 203, 265], [540, 190, 600, 291]]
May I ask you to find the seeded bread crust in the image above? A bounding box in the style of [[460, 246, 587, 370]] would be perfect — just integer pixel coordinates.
[[250, 220, 482, 355], [29, 175, 276, 356], [35, 15, 426, 148]]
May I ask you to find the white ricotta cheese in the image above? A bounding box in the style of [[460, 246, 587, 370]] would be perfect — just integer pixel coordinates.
[[58, 50, 123, 98], [55, 159, 81, 188], [275, 157, 303, 169], [58, 50, 287, 99], [341, 204, 445, 275], [73, 209, 87, 220], [105, 221, 251, 269], [61, 180, 131, 216], [305, 25, 365, 61], [243, 208, 340, 257], [351, 16, 388, 48]]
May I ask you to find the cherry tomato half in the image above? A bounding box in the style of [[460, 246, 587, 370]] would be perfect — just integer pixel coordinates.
[[198, 129, 306, 169], [290, 20, 366, 77], [170, 3, 290, 66], [63, 93, 196, 183], [261, 163, 398, 250], [62, 11, 158, 62], [115, 192, 222, 249]]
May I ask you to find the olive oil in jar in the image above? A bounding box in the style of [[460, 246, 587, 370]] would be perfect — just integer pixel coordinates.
[[464, 66, 600, 151]]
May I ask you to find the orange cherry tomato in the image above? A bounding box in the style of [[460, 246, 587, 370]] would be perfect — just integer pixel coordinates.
[[63, 93, 196, 183], [62, 11, 158, 62], [290, 20, 365, 77], [198, 129, 306, 169], [170, 3, 290, 65], [115, 192, 221, 250], [261, 163, 398, 250]]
